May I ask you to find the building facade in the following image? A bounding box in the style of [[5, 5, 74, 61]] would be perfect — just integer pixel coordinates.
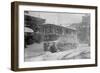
[[24, 14, 78, 50], [38, 24, 77, 42]]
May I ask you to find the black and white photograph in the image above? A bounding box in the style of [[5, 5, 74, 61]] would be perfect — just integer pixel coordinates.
[[24, 11, 91, 62], [11, 1, 97, 71]]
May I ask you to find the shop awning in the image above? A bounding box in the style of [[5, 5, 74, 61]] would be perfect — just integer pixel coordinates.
[[24, 27, 33, 32]]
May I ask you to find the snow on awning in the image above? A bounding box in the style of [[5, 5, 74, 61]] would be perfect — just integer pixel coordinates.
[[24, 27, 33, 32]]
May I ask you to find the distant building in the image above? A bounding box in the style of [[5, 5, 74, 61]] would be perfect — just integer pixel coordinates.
[[38, 24, 77, 42], [78, 14, 90, 45]]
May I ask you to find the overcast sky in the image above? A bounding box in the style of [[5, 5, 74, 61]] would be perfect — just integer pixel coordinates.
[[25, 11, 86, 27]]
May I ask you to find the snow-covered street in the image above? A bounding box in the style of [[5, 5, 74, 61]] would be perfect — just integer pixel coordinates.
[[25, 43, 90, 61]]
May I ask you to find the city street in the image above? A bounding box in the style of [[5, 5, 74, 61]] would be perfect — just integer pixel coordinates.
[[25, 43, 90, 61]]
